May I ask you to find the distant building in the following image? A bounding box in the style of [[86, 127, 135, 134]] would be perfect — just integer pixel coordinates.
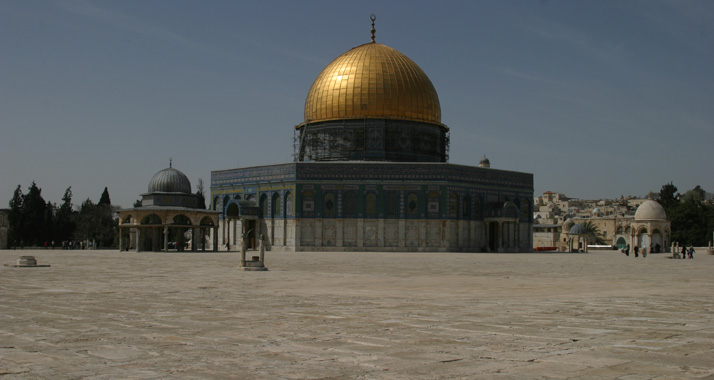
[[533, 191, 671, 253]]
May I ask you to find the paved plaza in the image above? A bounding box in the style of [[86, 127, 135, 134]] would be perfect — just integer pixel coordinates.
[[1, 249, 713, 379]]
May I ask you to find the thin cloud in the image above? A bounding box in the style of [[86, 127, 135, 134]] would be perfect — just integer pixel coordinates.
[[494, 66, 572, 88], [519, 17, 629, 70], [637, 0, 714, 60], [55, 0, 251, 65]]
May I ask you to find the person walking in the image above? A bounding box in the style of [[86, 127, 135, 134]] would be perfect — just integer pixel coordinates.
[[688, 246, 695, 259], [624, 244, 630, 256], [634, 245, 639, 258], [681, 245, 687, 259]]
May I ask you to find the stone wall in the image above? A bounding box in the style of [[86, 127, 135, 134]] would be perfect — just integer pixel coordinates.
[[218, 217, 530, 253]]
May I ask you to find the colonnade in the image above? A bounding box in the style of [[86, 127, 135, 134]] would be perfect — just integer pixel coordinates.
[[119, 225, 219, 252]]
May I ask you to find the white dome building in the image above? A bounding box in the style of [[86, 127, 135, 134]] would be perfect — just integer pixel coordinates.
[[631, 200, 670, 252]]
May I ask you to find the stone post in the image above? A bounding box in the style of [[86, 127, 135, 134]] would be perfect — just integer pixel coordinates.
[[240, 235, 247, 268], [259, 233, 265, 265]]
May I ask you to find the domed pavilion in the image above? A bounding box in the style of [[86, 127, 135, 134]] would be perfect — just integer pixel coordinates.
[[631, 200, 670, 251], [118, 162, 220, 252], [210, 16, 534, 252]]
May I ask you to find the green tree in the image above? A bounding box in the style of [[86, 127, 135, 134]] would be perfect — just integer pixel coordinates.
[[55, 187, 76, 242], [582, 221, 606, 245], [658, 182, 678, 210], [74, 190, 117, 248], [196, 178, 206, 209], [22, 182, 49, 245], [662, 183, 714, 246], [98, 187, 111, 206], [74, 199, 97, 244], [681, 185, 705, 203], [8, 185, 23, 248], [44, 202, 55, 244]]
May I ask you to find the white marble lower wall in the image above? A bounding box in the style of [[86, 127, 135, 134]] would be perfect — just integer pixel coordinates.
[[217, 218, 531, 252]]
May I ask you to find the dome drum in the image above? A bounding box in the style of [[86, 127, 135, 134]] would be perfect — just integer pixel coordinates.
[[141, 192, 200, 208], [297, 119, 447, 162], [143, 166, 201, 209]]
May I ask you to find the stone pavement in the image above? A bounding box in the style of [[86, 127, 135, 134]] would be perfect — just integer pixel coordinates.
[[1, 249, 713, 379]]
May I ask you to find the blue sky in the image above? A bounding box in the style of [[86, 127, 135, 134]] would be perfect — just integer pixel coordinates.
[[2, 0, 713, 208]]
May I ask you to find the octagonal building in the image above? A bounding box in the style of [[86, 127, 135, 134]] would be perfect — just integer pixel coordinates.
[[210, 18, 533, 252]]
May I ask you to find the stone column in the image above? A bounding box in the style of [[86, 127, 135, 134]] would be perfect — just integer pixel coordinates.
[[259, 234, 265, 264], [213, 226, 218, 252], [163, 227, 169, 252], [226, 219, 231, 251], [119, 227, 124, 251], [136, 228, 141, 252], [192, 228, 197, 251], [240, 237, 247, 267]]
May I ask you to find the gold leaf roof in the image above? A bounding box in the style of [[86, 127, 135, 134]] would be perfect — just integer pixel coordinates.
[[303, 42, 443, 127]]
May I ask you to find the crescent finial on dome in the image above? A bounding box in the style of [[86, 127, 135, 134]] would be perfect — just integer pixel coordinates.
[[370, 14, 376, 43]]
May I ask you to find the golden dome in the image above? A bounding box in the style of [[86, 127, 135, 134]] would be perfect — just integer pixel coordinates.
[[303, 42, 443, 127]]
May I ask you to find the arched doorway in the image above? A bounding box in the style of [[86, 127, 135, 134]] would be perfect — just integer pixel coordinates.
[[488, 222, 499, 252], [616, 237, 627, 249], [171, 215, 192, 251], [140, 214, 162, 252], [651, 229, 663, 252], [637, 228, 649, 251]]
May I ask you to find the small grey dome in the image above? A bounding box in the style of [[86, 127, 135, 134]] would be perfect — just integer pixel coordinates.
[[148, 167, 192, 194], [570, 223, 587, 235], [479, 155, 490, 168]]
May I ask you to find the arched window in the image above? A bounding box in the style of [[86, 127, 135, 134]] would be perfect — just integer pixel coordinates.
[[323, 193, 336, 218], [285, 192, 293, 217], [385, 191, 399, 218], [365, 193, 377, 217], [504, 203, 518, 218], [141, 214, 162, 225], [343, 191, 357, 218], [272, 193, 281, 219], [260, 194, 268, 217], [407, 193, 420, 218]]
